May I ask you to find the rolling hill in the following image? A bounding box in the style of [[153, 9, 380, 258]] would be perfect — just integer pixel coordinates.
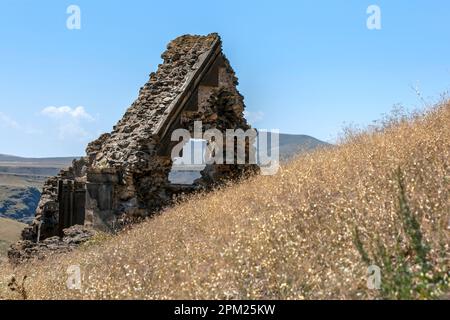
[[278, 133, 330, 161], [0, 154, 76, 164]]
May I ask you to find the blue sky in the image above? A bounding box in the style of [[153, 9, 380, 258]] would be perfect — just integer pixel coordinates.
[[0, 0, 449, 157]]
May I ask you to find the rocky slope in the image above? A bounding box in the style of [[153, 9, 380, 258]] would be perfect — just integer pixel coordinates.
[[0, 156, 75, 223], [0, 186, 41, 223]]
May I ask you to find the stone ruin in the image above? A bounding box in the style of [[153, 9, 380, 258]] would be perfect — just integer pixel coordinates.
[[15, 33, 258, 255]]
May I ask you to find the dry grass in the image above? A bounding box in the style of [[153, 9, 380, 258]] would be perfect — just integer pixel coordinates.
[[0, 101, 449, 300], [0, 218, 26, 259]]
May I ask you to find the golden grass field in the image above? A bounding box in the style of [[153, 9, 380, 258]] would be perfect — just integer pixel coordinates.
[[0, 101, 449, 300]]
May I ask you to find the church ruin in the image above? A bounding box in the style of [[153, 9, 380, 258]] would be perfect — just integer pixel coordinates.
[[21, 33, 258, 242]]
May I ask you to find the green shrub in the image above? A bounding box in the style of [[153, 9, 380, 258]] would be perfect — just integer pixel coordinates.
[[354, 168, 449, 300]]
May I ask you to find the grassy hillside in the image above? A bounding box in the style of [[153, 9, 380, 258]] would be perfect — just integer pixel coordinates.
[[0, 102, 449, 300], [0, 218, 26, 259], [0, 173, 46, 189]]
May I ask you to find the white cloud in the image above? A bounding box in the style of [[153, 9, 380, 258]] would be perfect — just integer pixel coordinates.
[[0, 112, 20, 129], [58, 123, 90, 141], [244, 110, 265, 124], [41, 106, 95, 141], [41, 106, 94, 121], [0, 112, 42, 135]]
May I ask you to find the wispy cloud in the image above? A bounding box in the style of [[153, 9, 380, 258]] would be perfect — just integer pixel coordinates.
[[41, 106, 95, 141], [58, 123, 90, 140], [41, 106, 94, 121], [0, 112, 20, 129], [244, 110, 265, 124]]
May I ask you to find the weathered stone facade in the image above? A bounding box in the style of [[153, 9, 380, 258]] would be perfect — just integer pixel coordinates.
[[19, 33, 257, 248]]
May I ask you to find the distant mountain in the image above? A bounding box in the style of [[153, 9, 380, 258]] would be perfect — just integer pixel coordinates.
[[278, 133, 330, 161], [0, 154, 78, 177], [0, 154, 77, 164]]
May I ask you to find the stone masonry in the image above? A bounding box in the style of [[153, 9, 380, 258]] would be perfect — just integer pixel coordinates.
[[18, 33, 257, 249]]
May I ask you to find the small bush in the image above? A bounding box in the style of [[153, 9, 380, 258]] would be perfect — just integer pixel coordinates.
[[354, 168, 449, 300]]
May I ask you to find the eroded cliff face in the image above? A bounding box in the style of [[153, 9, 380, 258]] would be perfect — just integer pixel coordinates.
[[19, 33, 257, 248]]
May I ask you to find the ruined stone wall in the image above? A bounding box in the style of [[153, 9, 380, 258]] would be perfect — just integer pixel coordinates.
[[180, 55, 256, 185], [22, 157, 88, 240], [90, 34, 219, 169], [22, 33, 257, 242]]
